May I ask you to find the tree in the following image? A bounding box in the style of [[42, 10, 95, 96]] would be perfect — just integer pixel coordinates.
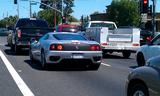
[[0, 15, 18, 27], [38, 9, 61, 27], [106, 0, 140, 27]]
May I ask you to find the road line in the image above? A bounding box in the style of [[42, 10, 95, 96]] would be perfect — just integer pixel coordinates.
[[101, 62, 111, 67], [0, 50, 34, 96]]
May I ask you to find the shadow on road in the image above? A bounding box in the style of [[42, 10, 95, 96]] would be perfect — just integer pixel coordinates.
[[102, 53, 132, 59], [129, 66, 139, 69], [24, 60, 92, 71], [4, 49, 29, 56]]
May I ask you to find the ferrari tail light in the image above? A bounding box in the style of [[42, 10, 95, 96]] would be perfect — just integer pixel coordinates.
[[57, 44, 63, 50], [17, 30, 21, 38], [50, 44, 56, 50], [90, 45, 100, 51], [50, 44, 63, 50]]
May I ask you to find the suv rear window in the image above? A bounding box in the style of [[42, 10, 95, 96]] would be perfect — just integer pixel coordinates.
[[90, 23, 116, 30], [16, 19, 48, 28]]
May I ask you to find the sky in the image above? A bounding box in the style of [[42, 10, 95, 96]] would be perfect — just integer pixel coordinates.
[[0, 0, 160, 20]]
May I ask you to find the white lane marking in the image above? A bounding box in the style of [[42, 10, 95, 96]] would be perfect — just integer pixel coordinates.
[[101, 63, 111, 67], [0, 50, 34, 96]]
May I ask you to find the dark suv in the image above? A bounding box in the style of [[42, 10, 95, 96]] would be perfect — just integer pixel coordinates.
[[11, 18, 53, 54]]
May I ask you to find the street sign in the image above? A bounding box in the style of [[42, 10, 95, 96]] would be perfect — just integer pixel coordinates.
[[141, 13, 148, 23]]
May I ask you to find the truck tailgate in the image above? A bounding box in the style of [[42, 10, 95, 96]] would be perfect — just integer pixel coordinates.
[[108, 34, 132, 42]]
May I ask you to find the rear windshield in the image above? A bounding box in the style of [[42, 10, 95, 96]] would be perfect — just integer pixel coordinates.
[[53, 34, 86, 40], [90, 23, 116, 30], [16, 19, 48, 28]]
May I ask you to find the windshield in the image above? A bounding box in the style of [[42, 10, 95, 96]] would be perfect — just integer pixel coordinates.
[[90, 23, 116, 30], [53, 34, 86, 40]]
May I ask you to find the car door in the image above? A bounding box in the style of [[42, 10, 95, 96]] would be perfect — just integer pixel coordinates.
[[146, 35, 160, 60]]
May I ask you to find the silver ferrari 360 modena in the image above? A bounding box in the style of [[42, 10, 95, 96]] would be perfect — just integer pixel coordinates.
[[29, 32, 102, 70]]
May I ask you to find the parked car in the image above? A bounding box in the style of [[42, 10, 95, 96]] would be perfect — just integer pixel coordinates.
[[29, 32, 102, 70], [126, 55, 160, 96], [10, 18, 54, 54], [140, 30, 153, 46], [136, 33, 160, 66], [56, 24, 79, 33], [0, 28, 9, 36]]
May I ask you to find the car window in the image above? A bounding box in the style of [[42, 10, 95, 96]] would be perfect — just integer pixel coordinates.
[[16, 19, 48, 28], [90, 23, 116, 30], [152, 36, 160, 45], [53, 34, 86, 40]]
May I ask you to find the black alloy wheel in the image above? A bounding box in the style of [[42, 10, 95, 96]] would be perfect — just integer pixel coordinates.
[[41, 50, 47, 69], [128, 83, 149, 96]]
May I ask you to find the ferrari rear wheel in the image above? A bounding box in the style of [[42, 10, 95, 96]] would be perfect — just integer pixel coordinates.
[[41, 50, 48, 69]]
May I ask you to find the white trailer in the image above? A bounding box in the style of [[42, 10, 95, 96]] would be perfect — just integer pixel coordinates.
[[85, 27, 140, 58]]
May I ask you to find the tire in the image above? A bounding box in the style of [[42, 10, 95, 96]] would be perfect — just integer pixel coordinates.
[[122, 51, 131, 58], [90, 63, 100, 70], [14, 44, 20, 54], [128, 83, 149, 96], [11, 44, 14, 51], [41, 50, 47, 69], [29, 48, 35, 63], [137, 53, 145, 66]]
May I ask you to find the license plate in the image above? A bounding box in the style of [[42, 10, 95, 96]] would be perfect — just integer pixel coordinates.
[[72, 54, 83, 59], [109, 43, 117, 46]]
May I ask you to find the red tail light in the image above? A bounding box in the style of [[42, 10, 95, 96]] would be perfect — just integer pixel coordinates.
[[101, 43, 108, 46], [50, 44, 56, 50], [17, 30, 21, 38], [146, 36, 152, 41], [50, 44, 63, 50], [57, 44, 63, 50], [90, 45, 100, 51], [133, 43, 139, 46]]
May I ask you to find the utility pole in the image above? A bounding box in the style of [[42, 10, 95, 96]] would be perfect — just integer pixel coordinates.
[[29, 1, 32, 18], [17, 0, 19, 18], [152, 0, 156, 36]]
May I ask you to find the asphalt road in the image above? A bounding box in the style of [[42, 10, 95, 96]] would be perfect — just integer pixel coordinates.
[[0, 36, 138, 96]]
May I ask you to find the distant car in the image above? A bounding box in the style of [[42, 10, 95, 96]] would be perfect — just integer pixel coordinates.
[[0, 28, 9, 36], [136, 33, 160, 66], [140, 30, 153, 46], [7, 30, 14, 46], [29, 32, 102, 70], [126, 55, 160, 96], [56, 24, 79, 33]]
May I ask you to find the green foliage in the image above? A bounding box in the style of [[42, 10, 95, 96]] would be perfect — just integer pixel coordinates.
[[38, 9, 61, 27], [107, 0, 140, 27], [0, 15, 18, 27]]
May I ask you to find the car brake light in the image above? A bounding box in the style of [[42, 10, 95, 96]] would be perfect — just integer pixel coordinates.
[[57, 44, 63, 50], [133, 43, 139, 46], [50, 44, 63, 50], [50, 44, 56, 50], [101, 43, 108, 46], [146, 36, 152, 41], [90, 45, 100, 51], [17, 30, 21, 38]]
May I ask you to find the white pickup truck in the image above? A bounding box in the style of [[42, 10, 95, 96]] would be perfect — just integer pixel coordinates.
[[84, 21, 140, 58]]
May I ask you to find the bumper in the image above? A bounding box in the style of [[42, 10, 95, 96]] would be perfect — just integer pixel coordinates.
[[45, 51, 102, 64], [16, 41, 30, 48], [102, 46, 140, 52]]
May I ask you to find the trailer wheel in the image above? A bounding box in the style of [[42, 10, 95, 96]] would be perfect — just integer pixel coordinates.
[[122, 51, 131, 58]]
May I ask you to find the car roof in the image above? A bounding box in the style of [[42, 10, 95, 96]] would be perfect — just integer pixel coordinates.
[[89, 21, 115, 24], [58, 24, 78, 28]]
